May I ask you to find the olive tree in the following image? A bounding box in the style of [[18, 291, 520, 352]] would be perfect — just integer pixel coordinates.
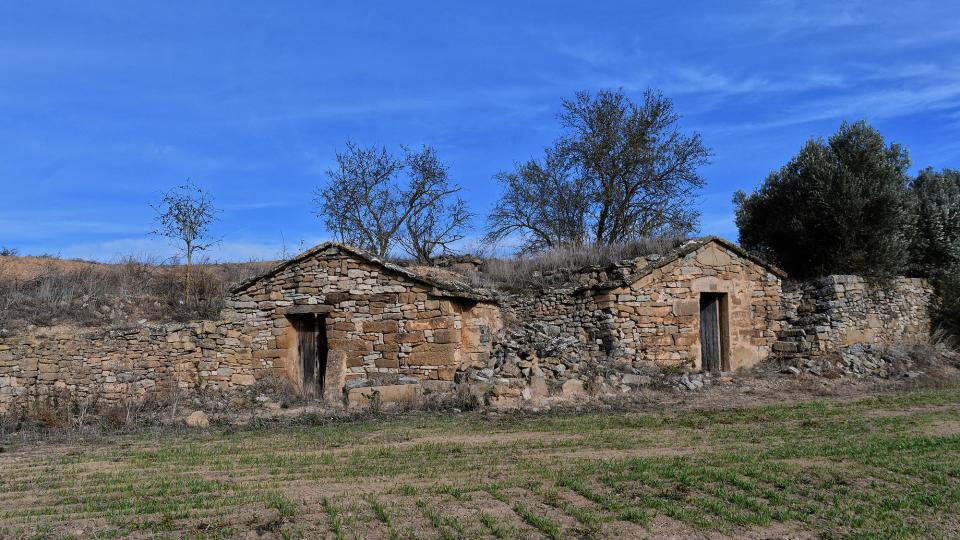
[[908, 168, 960, 278], [734, 120, 912, 280]]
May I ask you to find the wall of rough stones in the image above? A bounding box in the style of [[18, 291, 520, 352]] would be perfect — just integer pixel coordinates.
[[0, 320, 263, 413], [774, 275, 934, 360], [483, 241, 788, 388], [0, 245, 502, 412]]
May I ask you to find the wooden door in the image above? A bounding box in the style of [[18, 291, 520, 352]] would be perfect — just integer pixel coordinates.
[[293, 315, 327, 397], [699, 294, 721, 372]]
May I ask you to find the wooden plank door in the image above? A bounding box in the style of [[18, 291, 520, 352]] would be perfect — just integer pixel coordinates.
[[699, 294, 721, 372], [294, 315, 325, 398]]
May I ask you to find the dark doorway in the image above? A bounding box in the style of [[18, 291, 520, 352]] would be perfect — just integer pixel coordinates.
[[291, 315, 328, 398], [699, 293, 729, 372]]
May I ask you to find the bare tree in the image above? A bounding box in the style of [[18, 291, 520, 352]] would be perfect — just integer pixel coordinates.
[[315, 142, 467, 261], [152, 182, 220, 293], [486, 88, 710, 252], [399, 146, 473, 263], [486, 148, 591, 252]]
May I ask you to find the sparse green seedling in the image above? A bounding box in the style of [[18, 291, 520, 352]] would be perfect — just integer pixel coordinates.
[[513, 502, 562, 539], [321, 497, 345, 540], [477, 511, 514, 539]]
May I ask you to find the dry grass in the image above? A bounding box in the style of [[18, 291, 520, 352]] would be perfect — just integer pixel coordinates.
[[0, 239, 686, 330], [0, 255, 273, 333], [465, 236, 686, 290]]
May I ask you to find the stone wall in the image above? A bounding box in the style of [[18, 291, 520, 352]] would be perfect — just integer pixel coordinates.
[[774, 276, 934, 359], [484, 240, 787, 387], [0, 245, 502, 412], [0, 241, 938, 414], [0, 320, 265, 412]]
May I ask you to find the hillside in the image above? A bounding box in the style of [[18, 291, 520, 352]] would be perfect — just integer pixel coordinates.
[[0, 255, 274, 335]]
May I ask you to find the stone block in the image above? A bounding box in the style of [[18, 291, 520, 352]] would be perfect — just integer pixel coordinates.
[[673, 299, 699, 317], [347, 383, 420, 406], [363, 320, 399, 334], [561, 379, 586, 398], [406, 317, 453, 331], [432, 329, 460, 344], [375, 355, 399, 369], [408, 344, 458, 366], [231, 373, 256, 386]]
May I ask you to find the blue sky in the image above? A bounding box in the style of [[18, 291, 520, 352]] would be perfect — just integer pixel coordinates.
[[2, 1, 959, 262]]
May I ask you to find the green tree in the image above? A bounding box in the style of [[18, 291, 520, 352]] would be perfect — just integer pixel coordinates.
[[734, 120, 912, 279], [908, 168, 960, 277], [908, 168, 960, 338]]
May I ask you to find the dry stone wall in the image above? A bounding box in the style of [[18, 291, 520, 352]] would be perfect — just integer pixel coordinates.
[[477, 240, 789, 404], [0, 245, 502, 412], [599, 242, 787, 371], [0, 320, 263, 412], [774, 276, 934, 360]]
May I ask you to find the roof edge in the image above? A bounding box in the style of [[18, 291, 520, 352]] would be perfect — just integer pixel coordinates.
[[230, 242, 494, 301], [586, 236, 787, 292]]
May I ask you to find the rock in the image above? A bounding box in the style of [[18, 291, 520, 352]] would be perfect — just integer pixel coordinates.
[[781, 366, 801, 375], [344, 379, 370, 391], [529, 375, 549, 398], [621, 373, 651, 386], [185, 411, 209, 428], [560, 379, 586, 398]]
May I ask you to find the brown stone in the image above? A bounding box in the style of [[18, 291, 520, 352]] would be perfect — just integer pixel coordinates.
[[363, 320, 399, 333]]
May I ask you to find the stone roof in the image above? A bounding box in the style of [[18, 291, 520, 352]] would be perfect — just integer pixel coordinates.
[[588, 236, 787, 291], [231, 242, 495, 302]]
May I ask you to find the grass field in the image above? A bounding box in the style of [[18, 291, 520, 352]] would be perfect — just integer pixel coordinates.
[[1, 388, 959, 539]]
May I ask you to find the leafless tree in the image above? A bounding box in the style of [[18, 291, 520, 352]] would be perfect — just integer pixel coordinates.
[[485, 148, 591, 252], [399, 146, 473, 263], [315, 142, 467, 261], [486, 88, 710, 252], [152, 182, 220, 293]]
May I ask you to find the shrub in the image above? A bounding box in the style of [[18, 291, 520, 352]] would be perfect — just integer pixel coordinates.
[[734, 120, 912, 279], [936, 271, 960, 340]]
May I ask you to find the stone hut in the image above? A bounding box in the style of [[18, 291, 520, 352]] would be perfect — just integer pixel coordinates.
[[227, 242, 502, 403], [584, 237, 788, 372], [495, 237, 790, 383]]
